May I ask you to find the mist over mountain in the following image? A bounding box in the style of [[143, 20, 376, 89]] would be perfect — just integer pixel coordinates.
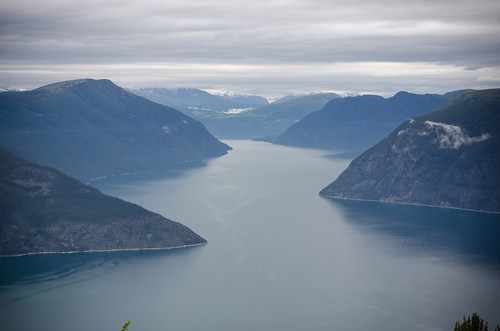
[[320, 89, 500, 213], [262, 91, 463, 151], [0, 79, 231, 182], [130, 87, 268, 113], [206, 92, 341, 138], [204, 89, 270, 108], [136, 90, 339, 139], [0, 89, 22, 94], [0, 148, 206, 256], [271, 92, 349, 104]]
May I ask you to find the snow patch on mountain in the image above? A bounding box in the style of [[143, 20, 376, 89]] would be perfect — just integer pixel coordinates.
[[224, 107, 254, 114], [204, 89, 250, 98]]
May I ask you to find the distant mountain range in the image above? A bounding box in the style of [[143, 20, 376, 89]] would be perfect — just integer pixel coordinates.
[[320, 89, 500, 213], [130, 87, 269, 113], [133, 89, 340, 139], [261, 91, 464, 151], [204, 89, 270, 109], [0, 79, 231, 182], [198, 92, 340, 138], [0, 148, 206, 256]]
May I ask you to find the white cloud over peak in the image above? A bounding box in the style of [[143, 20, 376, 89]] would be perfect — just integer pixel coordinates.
[[424, 121, 490, 149]]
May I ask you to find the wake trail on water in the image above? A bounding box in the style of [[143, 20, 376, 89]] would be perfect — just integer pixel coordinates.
[[0, 260, 117, 307]]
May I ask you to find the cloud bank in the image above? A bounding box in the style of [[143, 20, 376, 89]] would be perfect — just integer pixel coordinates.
[[1, 0, 499, 97]]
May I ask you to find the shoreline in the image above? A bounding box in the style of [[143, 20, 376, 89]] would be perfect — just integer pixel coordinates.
[[0, 242, 207, 258], [320, 194, 500, 215]]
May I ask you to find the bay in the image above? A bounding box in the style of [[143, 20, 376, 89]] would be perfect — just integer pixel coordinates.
[[1, 140, 499, 331]]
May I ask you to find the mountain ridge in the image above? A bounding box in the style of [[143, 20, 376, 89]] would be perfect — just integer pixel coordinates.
[[0, 79, 231, 182], [262, 91, 460, 151], [188, 92, 340, 139], [130, 87, 268, 113], [0, 148, 207, 257], [319, 89, 500, 213], [132, 88, 339, 139]]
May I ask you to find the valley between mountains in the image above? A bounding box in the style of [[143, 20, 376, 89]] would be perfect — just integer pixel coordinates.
[[1, 79, 499, 257]]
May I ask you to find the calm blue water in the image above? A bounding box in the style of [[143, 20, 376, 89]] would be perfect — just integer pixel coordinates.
[[1, 140, 499, 331]]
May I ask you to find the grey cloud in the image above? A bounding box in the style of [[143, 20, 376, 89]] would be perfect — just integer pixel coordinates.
[[0, 0, 499, 96], [2, 0, 499, 64]]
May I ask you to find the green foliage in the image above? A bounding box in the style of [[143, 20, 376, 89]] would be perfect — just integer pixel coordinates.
[[453, 313, 500, 331], [121, 320, 131, 331]]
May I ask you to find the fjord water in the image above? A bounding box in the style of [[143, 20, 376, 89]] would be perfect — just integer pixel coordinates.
[[1, 140, 499, 331]]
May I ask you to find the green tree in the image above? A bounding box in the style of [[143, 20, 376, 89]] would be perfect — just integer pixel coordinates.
[[454, 313, 488, 331], [120, 320, 131, 331]]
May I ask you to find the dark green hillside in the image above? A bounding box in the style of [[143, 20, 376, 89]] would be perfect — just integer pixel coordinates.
[[265, 91, 456, 151], [0, 79, 231, 182], [320, 89, 500, 213], [0, 148, 206, 256]]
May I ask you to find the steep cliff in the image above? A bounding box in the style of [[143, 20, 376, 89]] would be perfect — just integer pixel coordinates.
[[320, 89, 500, 213]]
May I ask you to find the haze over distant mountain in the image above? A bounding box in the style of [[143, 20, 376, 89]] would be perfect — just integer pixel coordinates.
[[223, 92, 340, 139], [0, 89, 22, 94], [130, 87, 268, 113], [271, 92, 349, 104], [262, 91, 463, 151], [0, 148, 206, 256], [0, 79, 231, 182], [320, 89, 500, 213], [147, 91, 339, 139], [132, 88, 339, 139], [204, 89, 270, 109]]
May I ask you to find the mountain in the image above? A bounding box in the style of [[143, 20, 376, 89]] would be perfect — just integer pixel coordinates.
[[0, 89, 22, 94], [0, 148, 206, 256], [130, 87, 268, 113], [204, 89, 269, 109], [271, 94, 309, 104], [0, 79, 231, 182], [271, 92, 346, 104], [132, 88, 338, 139], [320, 89, 500, 213], [193, 92, 340, 139], [263, 91, 462, 151], [249, 92, 340, 119]]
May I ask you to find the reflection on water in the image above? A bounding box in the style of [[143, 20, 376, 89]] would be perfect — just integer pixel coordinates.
[[328, 199, 500, 268]]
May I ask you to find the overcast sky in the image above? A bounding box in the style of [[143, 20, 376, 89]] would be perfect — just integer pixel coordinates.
[[1, 0, 499, 98]]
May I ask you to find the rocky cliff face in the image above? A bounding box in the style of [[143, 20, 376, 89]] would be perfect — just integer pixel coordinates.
[[320, 89, 500, 213], [0, 148, 206, 256]]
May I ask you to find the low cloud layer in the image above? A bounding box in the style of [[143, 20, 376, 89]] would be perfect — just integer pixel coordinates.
[[1, 0, 499, 97], [424, 121, 490, 149]]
